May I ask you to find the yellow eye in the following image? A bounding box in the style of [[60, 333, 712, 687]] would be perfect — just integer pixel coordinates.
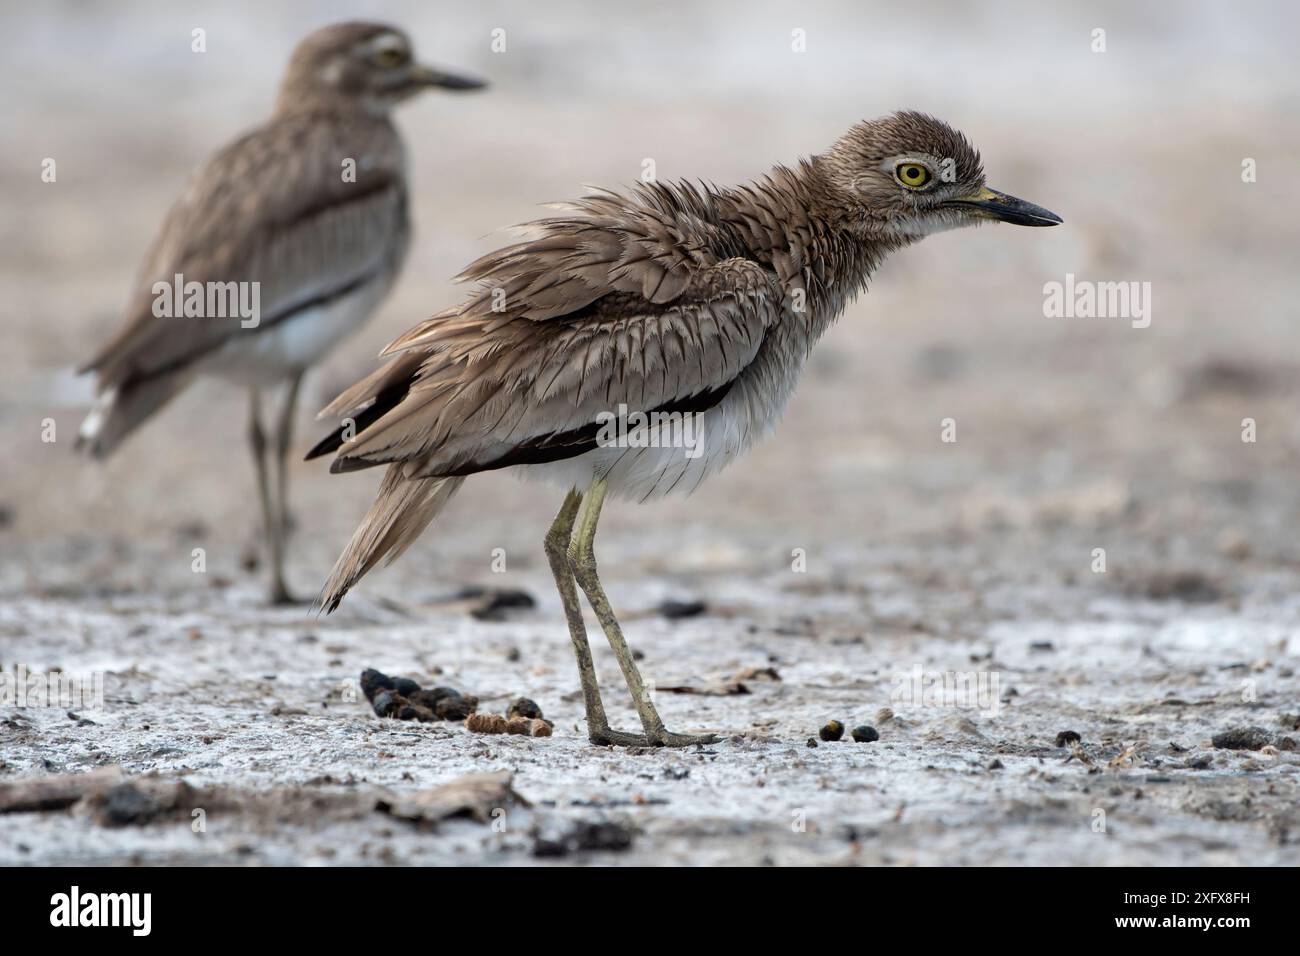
[[375, 47, 406, 67], [895, 163, 933, 189]]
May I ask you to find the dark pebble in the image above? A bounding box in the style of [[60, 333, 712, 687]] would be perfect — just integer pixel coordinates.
[[360, 669, 396, 702], [372, 691, 402, 718], [658, 599, 707, 620], [469, 589, 537, 621], [532, 837, 568, 858], [531, 820, 634, 857], [410, 686, 458, 709], [97, 783, 162, 827], [806, 738, 819, 748], [571, 820, 634, 852], [851, 725, 879, 743], [435, 693, 474, 721], [1135, 570, 1223, 604], [507, 697, 543, 720], [1211, 727, 1271, 750], [397, 703, 435, 722], [392, 677, 421, 696], [1055, 730, 1082, 747], [819, 720, 844, 742]]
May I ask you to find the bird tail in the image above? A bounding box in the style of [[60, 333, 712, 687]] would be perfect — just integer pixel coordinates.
[[318, 464, 465, 613], [75, 373, 193, 459]]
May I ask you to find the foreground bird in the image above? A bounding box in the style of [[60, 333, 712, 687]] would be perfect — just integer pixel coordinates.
[[76, 21, 485, 604], [308, 111, 1061, 745]]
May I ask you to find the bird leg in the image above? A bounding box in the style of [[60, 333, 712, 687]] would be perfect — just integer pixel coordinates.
[[248, 386, 294, 606], [545, 489, 644, 747], [570, 478, 717, 748], [273, 372, 303, 545]]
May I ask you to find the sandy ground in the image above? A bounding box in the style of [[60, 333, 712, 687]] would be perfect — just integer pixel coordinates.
[[3, 0, 1300, 865]]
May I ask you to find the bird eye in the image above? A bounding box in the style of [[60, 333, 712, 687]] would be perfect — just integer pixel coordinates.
[[374, 47, 407, 67], [895, 163, 933, 189]]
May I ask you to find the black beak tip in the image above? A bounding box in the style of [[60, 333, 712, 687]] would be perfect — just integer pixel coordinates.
[[997, 202, 1064, 228], [438, 74, 488, 92]]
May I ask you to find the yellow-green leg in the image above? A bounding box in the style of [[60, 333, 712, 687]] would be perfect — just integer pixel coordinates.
[[569, 478, 717, 747], [544, 489, 647, 746]]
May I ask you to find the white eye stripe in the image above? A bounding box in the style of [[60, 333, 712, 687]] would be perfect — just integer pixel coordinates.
[[366, 33, 408, 55]]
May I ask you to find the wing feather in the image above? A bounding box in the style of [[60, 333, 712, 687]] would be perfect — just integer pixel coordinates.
[[315, 182, 781, 479], [82, 111, 408, 389]]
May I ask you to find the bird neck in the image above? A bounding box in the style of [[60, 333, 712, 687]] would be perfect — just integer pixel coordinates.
[[274, 83, 389, 121], [717, 159, 911, 329]]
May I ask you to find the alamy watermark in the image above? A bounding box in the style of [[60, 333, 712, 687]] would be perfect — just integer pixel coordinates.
[[0, 664, 105, 710], [595, 403, 702, 459], [1043, 273, 1151, 329], [890, 664, 1001, 717], [151, 273, 260, 328]]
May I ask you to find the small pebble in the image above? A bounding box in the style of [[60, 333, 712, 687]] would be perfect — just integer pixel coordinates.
[[1211, 726, 1271, 751], [409, 686, 455, 710], [434, 693, 475, 721], [659, 599, 707, 620], [397, 702, 435, 722], [819, 720, 844, 742], [468, 588, 537, 621], [97, 783, 162, 827], [371, 691, 401, 718], [360, 669, 396, 702], [806, 737, 819, 748], [851, 725, 879, 743], [1054, 730, 1082, 747], [508, 697, 543, 720]]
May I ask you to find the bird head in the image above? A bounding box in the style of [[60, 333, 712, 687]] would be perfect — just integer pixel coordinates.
[[820, 111, 1061, 239], [278, 22, 486, 116]]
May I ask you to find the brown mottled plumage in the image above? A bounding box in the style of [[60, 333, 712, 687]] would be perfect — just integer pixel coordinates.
[[77, 21, 484, 604], [311, 112, 1061, 746]]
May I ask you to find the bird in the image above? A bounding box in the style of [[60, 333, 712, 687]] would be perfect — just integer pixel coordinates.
[[75, 21, 486, 605], [306, 111, 1061, 746]]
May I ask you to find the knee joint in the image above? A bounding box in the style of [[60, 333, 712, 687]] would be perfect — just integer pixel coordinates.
[[568, 546, 596, 580], [543, 532, 567, 560]]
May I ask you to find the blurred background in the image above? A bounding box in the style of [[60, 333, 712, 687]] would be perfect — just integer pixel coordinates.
[[3, 0, 1300, 606]]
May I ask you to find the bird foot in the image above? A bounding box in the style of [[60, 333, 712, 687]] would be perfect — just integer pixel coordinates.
[[654, 729, 719, 747], [589, 726, 718, 748], [589, 727, 654, 747]]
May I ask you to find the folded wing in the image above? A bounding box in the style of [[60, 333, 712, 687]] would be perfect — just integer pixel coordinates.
[[310, 183, 782, 478]]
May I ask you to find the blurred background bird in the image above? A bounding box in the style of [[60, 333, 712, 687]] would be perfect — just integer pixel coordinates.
[[75, 21, 485, 604], [307, 112, 1060, 746]]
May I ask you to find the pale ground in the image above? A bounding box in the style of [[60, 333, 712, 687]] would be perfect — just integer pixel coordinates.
[[2, 0, 1300, 865]]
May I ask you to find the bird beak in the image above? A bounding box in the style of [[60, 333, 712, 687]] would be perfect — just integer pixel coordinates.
[[410, 64, 488, 92], [945, 186, 1062, 227]]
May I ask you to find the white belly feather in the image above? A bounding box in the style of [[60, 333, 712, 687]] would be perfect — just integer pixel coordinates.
[[200, 278, 390, 387], [519, 310, 816, 502]]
